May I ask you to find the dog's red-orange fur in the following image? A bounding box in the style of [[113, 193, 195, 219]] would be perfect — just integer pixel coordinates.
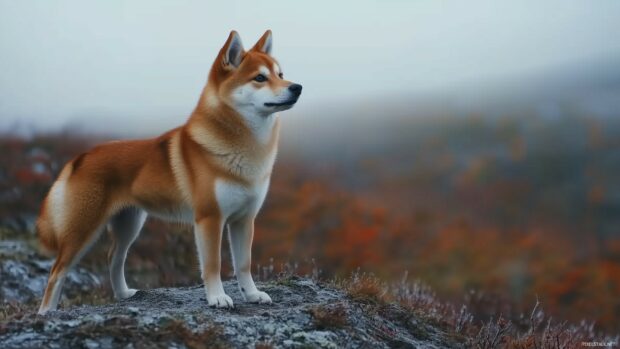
[[36, 30, 299, 313]]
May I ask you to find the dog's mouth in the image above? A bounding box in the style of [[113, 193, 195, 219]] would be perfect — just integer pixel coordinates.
[[264, 99, 298, 107]]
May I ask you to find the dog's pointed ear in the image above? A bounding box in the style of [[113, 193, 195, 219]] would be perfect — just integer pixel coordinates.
[[251, 30, 272, 55], [220, 30, 244, 68]]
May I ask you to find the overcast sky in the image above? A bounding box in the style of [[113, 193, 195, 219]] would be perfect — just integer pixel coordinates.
[[1, 0, 619, 134]]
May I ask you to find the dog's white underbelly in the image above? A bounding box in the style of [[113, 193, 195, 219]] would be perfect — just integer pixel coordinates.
[[215, 178, 270, 222], [143, 179, 269, 225], [145, 205, 194, 224]]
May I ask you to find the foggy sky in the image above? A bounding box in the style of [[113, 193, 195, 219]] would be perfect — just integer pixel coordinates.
[[1, 0, 619, 134]]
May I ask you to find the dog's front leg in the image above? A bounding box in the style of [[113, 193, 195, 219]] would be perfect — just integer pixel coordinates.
[[228, 217, 272, 304], [194, 216, 233, 308]]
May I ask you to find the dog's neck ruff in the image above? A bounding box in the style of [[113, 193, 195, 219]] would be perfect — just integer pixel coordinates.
[[235, 107, 279, 145]]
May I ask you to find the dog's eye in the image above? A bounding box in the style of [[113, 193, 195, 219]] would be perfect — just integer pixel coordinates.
[[278, 72, 284, 79], [254, 74, 267, 82]]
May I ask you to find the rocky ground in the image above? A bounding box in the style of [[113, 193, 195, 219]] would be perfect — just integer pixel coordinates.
[[0, 239, 101, 304], [2, 231, 613, 348], [1, 278, 463, 348], [0, 236, 464, 348]]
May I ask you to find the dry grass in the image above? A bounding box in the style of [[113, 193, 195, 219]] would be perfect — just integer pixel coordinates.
[[63, 285, 113, 308], [331, 271, 617, 348], [308, 303, 348, 330], [0, 301, 37, 323], [468, 298, 618, 349], [337, 271, 388, 304], [70, 317, 230, 349], [154, 320, 229, 349]]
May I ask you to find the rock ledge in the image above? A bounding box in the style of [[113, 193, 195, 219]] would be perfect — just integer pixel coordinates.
[[0, 276, 462, 348]]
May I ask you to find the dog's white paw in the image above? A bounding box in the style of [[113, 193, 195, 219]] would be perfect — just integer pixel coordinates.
[[37, 306, 52, 315], [244, 291, 272, 304], [116, 288, 138, 300], [207, 293, 234, 308]]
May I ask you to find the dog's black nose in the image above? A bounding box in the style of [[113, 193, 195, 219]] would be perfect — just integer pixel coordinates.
[[288, 84, 302, 96]]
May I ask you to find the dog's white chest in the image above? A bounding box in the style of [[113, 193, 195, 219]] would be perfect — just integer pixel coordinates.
[[214, 179, 269, 221]]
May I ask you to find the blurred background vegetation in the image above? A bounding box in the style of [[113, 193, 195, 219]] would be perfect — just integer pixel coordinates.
[[2, 109, 620, 331]]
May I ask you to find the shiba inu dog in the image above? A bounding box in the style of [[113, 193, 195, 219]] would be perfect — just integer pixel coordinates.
[[36, 30, 302, 314]]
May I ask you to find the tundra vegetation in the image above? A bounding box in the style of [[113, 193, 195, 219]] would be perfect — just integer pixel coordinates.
[[1, 112, 619, 347]]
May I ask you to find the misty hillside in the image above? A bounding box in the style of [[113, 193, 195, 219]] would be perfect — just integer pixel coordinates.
[[285, 55, 620, 150]]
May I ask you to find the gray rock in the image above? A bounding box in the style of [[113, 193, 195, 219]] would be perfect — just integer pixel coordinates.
[[0, 276, 464, 348], [0, 239, 464, 348], [0, 240, 101, 304], [83, 338, 100, 349]]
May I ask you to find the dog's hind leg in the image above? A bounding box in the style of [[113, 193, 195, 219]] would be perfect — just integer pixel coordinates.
[[107, 208, 147, 300], [38, 257, 68, 315], [38, 219, 108, 315], [38, 180, 113, 315]]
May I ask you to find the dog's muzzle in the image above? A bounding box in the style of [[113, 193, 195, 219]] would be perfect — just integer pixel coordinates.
[[264, 84, 303, 107]]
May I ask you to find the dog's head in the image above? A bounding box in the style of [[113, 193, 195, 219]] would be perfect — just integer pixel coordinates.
[[206, 30, 302, 118]]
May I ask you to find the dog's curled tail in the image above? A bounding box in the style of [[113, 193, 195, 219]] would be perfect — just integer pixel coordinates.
[[36, 202, 58, 257], [36, 158, 79, 257]]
